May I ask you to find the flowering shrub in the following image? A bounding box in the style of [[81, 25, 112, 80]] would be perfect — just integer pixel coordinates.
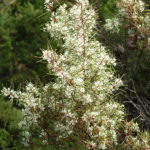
[[105, 0, 149, 48], [1, 0, 150, 149], [104, 0, 150, 129]]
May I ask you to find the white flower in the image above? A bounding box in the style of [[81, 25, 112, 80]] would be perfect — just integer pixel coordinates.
[[104, 18, 120, 33], [53, 83, 62, 89], [83, 94, 93, 103], [75, 78, 84, 85], [44, 0, 53, 11]]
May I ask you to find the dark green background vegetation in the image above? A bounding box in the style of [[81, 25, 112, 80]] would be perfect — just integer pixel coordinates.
[[0, 0, 50, 86]]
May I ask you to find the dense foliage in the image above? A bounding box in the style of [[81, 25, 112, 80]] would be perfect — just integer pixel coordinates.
[[0, 0, 49, 149], [101, 0, 150, 129], [0, 0, 50, 85], [0, 0, 150, 149], [0, 95, 23, 150]]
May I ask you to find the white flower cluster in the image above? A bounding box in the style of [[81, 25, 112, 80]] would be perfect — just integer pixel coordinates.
[[1, 0, 150, 149], [117, 0, 149, 34], [105, 0, 149, 36], [2, 83, 44, 145], [117, 0, 145, 18], [44, 0, 53, 11], [123, 121, 150, 149], [104, 18, 120, 33], [82, 102, 124, 149]]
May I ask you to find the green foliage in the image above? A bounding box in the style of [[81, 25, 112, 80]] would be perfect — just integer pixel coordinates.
[[0, 0, 50, 86], [101, 0, 118, 18], [0, 96, 24, 150], [89, 0, 118, 20]]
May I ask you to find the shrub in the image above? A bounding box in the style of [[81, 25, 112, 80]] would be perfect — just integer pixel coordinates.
[[104, 0, 150, 129], [2, 0, 150, 149]]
